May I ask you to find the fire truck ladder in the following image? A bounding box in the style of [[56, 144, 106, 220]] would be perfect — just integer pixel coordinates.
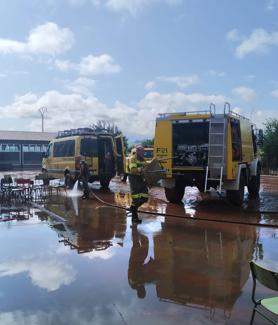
[[205, 115, 226, 193]]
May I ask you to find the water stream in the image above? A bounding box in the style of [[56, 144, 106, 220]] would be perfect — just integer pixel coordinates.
[[64, 181, 82, 216], [67, 181, 82, 197]]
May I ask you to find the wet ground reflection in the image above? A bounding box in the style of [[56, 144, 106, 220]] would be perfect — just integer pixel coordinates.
[[49, 205, 127, 254], [0, 177, 277, 324]]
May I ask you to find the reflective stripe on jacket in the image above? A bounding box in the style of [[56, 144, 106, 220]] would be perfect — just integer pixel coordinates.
[[131, 192, 148, 199], [128, 155, 146, 175]]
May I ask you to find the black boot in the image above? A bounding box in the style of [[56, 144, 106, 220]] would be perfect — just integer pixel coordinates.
[[81, 193, 89, 200], [129, 205, 137, 215], [132, 216, 142, 224], [130, 206, 142, 224]]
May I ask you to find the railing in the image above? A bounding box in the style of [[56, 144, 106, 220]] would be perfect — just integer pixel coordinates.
[[57, 128, 113, 138], [157, 102, 250, 120], [224, 102, 250, 120], [158, 103, 215, 118]]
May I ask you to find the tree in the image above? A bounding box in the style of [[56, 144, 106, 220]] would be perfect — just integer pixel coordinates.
[[91, 120, 128, 153], [91, 120, 121, 135], [141, 138, 154, 147], [262, 118, 278, 172]]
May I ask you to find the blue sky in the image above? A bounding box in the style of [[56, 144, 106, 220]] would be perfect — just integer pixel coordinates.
[[0, 0, 277, 138]]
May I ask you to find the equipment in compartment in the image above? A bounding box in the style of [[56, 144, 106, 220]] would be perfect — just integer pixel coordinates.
[[173, 143, 208, 166], [172, 120, 209, 167]]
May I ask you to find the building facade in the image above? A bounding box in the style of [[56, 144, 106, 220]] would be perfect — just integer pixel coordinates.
[[0, 131, 57, 170]]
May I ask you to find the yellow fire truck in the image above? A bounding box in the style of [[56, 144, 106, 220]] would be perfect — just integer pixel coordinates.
[[42, 128, 125, 188], [154, 103, 261, 205]]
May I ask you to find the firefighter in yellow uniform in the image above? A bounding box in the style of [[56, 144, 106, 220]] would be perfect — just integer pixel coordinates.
[[128, 145, 148, 223]]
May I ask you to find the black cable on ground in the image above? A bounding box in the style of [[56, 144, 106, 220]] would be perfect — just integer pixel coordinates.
[[91, 191, 278, 229]]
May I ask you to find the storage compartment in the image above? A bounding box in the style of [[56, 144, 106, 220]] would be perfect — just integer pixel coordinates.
[[172, 120, 209, 167]]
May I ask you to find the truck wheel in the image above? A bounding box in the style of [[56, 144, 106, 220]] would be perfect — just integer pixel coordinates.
[[248, 167, 261, 197], [100, 176, 111, 189], [165, 184, 184, 204], [226, 171, 245, 206]]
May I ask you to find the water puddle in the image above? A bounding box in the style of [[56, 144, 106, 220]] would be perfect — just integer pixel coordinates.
[[0, 175, 277, 324]]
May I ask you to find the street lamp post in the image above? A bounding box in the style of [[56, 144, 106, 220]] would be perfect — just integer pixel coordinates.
[[38, 107, 47, 132]]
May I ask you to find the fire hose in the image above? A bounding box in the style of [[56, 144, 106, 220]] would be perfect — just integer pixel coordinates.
[[90, 189, 278, 229]]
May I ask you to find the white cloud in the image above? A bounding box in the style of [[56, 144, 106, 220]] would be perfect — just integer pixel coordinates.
[[252, 108, 277, 127], [0, 22, 74, 56], [0, 89, 227, 138], [158, 74, 199, 89], [106, 0, 149, 14], [0, 40, 26, 54], [233, 86, 256, 101], [271, 89, 278, 97], [64, 0, 181, 15], [0, 257, 75, 291], [0, 307, 118, 325], [54, 59, 75, 71], [245, 74, 256, 80], [66, 77, 96, 95], [226, 29, 241, 42], [67, 0, 88, 5], [55, 54, 121, 76], [232, 106, 241, 114], [106, 0, 182, 14], [79, 54, 121, 75], [144, 81, 156, 91], [256, 110, 263, 117], [231, 28, 278, 59], [138, 91, 226, 111], [266, 0, 275, 11], [27, 23, 74, 55], [0, 70, 29, 78], [208, 70, 225, 77], [82, 249, 115, 260]]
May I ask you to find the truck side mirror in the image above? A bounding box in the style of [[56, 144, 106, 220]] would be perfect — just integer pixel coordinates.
[[257, 129, 264, 145]]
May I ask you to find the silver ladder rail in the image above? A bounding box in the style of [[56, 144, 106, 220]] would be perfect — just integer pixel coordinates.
[[205, 115, 226, 193]]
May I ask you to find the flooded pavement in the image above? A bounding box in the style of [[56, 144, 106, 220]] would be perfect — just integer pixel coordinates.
[[0, 176, 277, 324]]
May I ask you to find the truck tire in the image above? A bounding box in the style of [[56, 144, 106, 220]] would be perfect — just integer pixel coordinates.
[[226, 171, 245, 206], [248, 166, 261, 197], [164, 183, 184, 204]]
